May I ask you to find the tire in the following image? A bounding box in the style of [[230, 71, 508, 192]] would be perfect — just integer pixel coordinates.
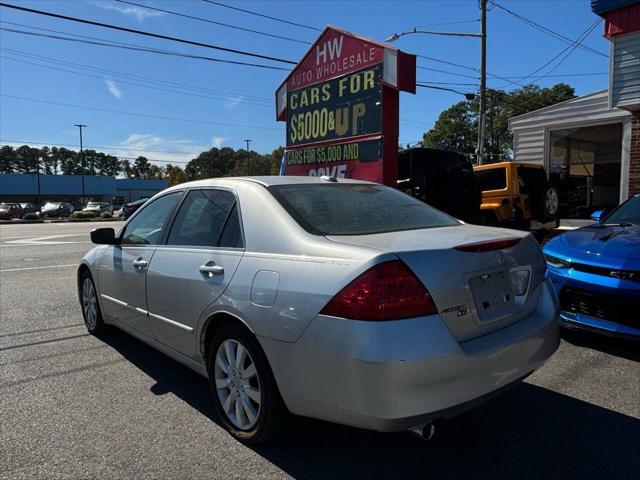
[[531, 181, 560, 222], [79, 270, 106, 336], [207, 324, 284, 444]]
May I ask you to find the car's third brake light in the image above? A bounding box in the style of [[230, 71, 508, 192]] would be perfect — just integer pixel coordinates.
[[454, 238, 520, 252], [320, 260, 437, 321]]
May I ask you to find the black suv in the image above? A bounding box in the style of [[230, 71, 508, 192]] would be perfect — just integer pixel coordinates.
[[397, 147, 481, 223]]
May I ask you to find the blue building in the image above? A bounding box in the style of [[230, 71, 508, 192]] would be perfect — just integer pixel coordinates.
[[0, 173, 168, 206]]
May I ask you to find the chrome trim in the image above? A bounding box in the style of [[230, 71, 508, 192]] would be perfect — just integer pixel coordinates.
[[101, 294, 194, 333], [149, 312, 194, 333], [100, 294, 148, 315]]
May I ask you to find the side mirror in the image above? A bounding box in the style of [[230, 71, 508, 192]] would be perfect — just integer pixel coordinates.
[[590, 210, 604, 223], [90, 227, 116, 245]]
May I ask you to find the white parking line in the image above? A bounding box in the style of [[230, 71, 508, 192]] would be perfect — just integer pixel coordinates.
[[0, 264, 77, 273], [5, 234, 87, 245]]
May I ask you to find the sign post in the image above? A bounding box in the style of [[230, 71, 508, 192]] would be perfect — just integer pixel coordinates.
[[276, 26, 416, 186]]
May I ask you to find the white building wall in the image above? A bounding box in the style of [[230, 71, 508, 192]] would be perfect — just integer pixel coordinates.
[[611, 32, 640, 110]]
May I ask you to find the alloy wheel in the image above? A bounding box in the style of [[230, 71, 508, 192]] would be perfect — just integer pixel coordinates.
[[545, 188, 559, 215], [82, 278, 98, 329], [214, 339, 261, 430]]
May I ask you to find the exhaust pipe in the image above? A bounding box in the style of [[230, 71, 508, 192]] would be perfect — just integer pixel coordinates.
[[410, 421, 436, 441]]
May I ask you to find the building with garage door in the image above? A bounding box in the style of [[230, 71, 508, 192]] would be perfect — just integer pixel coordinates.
[[509, 91, 634, 218], [510, 0, 639, 218]]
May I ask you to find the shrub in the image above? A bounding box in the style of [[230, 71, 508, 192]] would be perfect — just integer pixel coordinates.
[[23, 213, 40, 220], [100, 212, 113, 218], [72, 211, 97, 219]]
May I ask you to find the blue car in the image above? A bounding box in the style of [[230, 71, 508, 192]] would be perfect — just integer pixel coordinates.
[[544, 194, 639, 338]]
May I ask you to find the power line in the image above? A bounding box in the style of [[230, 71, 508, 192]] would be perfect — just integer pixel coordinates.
[[415, 19, 480, 28], [201, 0, 321, 32], [418, 55, 526, 88], [1, 94, 284, 131], [416, 83, 472, 96], [417, 65, 479, 80], [514, 19, 602, 86], [0, 2, 297, 65], [493, 72, 608, 79], [0, 26, 291, 71], [114, 0, 311, 45], [0, 139, 203, 156], [0, 54, 274, 108], [489, 1, 607, 58], [418, 80, 479, 86], [1, 141, 193, 164], [0, 45, 272, 102]]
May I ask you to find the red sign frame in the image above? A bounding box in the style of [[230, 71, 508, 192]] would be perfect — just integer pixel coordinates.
[[276, 26, 416, 187]]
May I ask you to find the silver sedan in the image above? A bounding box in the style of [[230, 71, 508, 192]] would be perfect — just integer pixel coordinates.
[[78, 176, 559, 444]]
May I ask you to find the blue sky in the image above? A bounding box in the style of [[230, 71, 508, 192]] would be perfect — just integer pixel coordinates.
[[0, 0, 609, 167]]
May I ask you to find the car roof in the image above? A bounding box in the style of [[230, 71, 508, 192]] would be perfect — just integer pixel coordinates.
[[165, 176, 375, 192]]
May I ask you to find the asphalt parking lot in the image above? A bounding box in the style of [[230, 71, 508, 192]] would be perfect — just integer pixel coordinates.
[[1, 222, 638, 480]]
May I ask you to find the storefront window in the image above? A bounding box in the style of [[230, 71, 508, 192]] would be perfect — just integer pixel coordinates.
[[548, 123, 622, 218]]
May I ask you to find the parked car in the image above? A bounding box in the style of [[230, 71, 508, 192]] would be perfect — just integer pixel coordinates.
[[41, 202, 73, 218], [83, 202, 113, 215], [120, 197, 149, 219], [79, 177, 559, 444], [112, 204, 123, 218], [0, 203, 24, 220], [544, 194, 640, 338], [20, 202, 40, 215], [474, 162, 559, 231], [398, 148, 481, 223]]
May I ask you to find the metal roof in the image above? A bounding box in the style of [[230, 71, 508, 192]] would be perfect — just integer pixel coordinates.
[[592, 0, 639, 15]]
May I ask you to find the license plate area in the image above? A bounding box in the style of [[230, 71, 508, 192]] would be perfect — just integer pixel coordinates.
[[470, 270, 514, 321]]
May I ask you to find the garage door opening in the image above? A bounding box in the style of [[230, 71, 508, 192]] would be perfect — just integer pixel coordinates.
[[549, 123, 622, 218]]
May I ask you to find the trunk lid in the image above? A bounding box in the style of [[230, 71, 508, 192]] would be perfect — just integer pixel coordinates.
[[327, 224, 546, 342]]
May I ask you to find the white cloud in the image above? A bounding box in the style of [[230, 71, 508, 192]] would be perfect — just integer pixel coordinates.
[[91, 1, 164, 21], [222, 96, 243, 110], [105, 80, 122, 100], [115, 134, 208, 166], [211, 137, 226, 148]]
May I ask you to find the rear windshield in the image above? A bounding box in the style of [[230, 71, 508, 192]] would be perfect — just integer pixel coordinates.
[[475, 168, 507, 191], [269, 183, 459, 236]]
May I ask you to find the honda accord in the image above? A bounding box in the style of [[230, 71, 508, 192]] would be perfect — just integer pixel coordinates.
[[78, 177, 559, 444]]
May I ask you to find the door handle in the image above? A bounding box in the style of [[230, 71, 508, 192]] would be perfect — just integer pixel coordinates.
[[133, 258, 148, 269], [199, 264, 224, 276]]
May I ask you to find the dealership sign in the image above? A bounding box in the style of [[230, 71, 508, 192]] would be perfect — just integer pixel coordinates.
[[276, 26, 416, 185]]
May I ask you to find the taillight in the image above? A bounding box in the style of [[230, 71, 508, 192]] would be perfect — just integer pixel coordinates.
[[320, 260, 437, 321], [454, 238, 520, 252]]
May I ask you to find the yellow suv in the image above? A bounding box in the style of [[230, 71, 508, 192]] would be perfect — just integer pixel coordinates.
[[473, 162, 559, 230]]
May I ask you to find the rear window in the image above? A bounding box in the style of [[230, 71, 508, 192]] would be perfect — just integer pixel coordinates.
[[269, 183, 459, 236], [475, 168, 507, 191]]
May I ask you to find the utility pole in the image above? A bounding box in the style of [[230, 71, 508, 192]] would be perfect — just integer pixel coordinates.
[[244, 139, 252, 176], [477, 0, 487, 165], [74, 124, 87, 206]]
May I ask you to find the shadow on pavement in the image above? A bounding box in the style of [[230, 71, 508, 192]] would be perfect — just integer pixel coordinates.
[[561, 328, 640, 362], [100, 329, 640, 480]]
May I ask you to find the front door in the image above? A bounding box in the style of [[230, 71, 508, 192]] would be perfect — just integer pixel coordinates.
[[146, 189, 245, 357], [97, 191, 183, 335]]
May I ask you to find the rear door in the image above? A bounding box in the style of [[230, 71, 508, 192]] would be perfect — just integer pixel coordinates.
[[97, 191, 183, 335], [146, 189, 244, 357]]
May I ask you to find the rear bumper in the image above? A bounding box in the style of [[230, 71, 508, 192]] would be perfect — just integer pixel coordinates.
[[260, 279, 560, 432]]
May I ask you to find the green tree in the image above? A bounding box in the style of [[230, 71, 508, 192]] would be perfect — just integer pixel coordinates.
[[165, 164, 188, 186], [185, 147, 237, 180], [0, 146, 17, 173], [422, 83, 575, 160], [133, 156, 151, 178]]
